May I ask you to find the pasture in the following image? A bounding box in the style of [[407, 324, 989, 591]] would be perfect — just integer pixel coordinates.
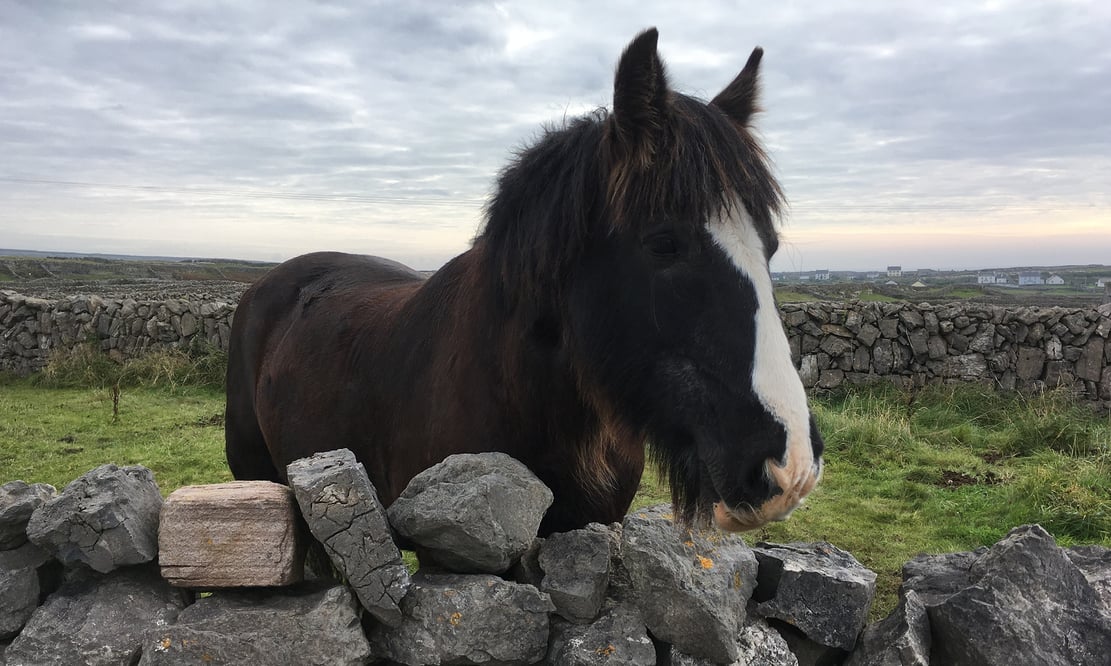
[[1, 347, 1108, 618]]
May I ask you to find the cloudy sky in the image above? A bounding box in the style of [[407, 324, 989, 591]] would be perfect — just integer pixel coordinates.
[[1, 1, 1108, 271]]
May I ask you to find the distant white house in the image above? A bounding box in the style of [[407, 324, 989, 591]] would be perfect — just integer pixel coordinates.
[[1097, 278, 1110, 288], [884, 280, 898, 286], [887, 265, 902, 277], [911, 280, 927, 289], [799, 274, 811, 281], [865, 272, 881, 280], [1018, 272, 1044, 286], [1046, 274, 1065, 285], [813, 270, 831, 281], [977, 272, 1009, 285]]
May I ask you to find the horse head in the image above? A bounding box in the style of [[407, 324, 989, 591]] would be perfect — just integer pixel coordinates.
[[479, 29, 824, 531]]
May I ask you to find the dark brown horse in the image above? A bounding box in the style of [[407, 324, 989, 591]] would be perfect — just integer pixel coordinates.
[[225, 29, 824, 535]]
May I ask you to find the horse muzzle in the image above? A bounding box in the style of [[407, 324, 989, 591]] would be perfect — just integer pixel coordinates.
[[712, 455, 823, 532]]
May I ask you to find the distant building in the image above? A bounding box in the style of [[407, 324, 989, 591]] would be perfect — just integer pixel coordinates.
[[977, 271, 1013, 283], [813, 270, 831, 281], [1097, 278, 1110, 288], [799, 274, 811, 281], [1018, 272, 1044, 286], [1045, 274, 1065, 285], [865, 272, 881, 280], [911, 280, 927, 288], [884, 280, 898, 286], [887, 266, 902, 277]]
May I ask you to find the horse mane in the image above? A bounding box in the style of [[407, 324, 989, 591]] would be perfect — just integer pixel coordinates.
[[478, 91, 784, 314]]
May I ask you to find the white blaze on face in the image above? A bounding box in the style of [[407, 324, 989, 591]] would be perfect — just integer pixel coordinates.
[[706, 204, 819, 516]]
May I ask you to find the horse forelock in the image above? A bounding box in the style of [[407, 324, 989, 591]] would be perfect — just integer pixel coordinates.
[[603, 93, 783, 247], [478, 93, 783, 310]]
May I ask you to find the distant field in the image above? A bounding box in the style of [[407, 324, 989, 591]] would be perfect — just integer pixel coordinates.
[[0, 254, 274, 293], [2, 348, 1107, 620], [3, 253, 1108, 308]]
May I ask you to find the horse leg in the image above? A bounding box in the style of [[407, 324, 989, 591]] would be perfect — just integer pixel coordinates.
[[224, 372, 281, 482]]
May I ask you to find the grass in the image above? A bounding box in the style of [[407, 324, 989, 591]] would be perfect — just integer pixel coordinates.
[[2, 351, 1108, 620]]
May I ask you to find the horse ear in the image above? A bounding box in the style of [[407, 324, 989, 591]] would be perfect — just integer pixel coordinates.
[[711, 47, 764, 127], [612, 28, 669, 163]]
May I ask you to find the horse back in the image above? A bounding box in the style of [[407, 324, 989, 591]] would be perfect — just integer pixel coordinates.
[[225, 252, 424, 482]]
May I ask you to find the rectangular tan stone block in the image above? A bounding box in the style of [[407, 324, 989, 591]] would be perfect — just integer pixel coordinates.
[[158, 481, 306, 588]]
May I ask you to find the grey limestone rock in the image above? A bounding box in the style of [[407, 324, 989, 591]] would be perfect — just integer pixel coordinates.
[[0, 541, 60, 641], [900, 547, 986, 607], [539, 525, 611, 623], [751, 541, 876, 652], [621, 504, 757, 664], [369, 572, 554, 666], [545, 604, 655, 666], [510, 537, 545, 588], [137, 582, 371, 666], [670, 617, 798, 666], [4, 565, 187, 666], [387, 452, 553, 574], [920, 525, 1111, 666], [1067, 544, 1111, 612], [0, 481, 56, 549], [27, 464, 162, 573], [287, 448, 410, 627], [0, 541, 52, 573], [0, 566, 38, 640], [843, 590, 930, 666]]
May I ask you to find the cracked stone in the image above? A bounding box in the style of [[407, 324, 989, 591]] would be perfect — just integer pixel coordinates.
[[26, 465, 161, 573], [287, 448, 410, 627]]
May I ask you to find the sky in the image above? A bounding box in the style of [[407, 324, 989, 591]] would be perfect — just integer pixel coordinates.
[[1, 1, 1109, 272]]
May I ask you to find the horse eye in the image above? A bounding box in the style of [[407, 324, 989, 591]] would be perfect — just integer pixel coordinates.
[[645, 234, 679, 257]]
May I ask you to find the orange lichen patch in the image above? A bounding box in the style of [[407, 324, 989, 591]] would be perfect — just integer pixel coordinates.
[[661, 513, 674, 521], [733, 571, 743, 589], [160, 637, 172, 650], [449, 612, 462, 626], [697, 555, 714, 569], [683, 540, 695, 548], [595, 645, 616, 656]]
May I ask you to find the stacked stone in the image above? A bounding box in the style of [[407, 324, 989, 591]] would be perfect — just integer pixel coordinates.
[[3, 455, 1110, 664], [0, 290, 235, 375], [783, 301, 1111, 404], [2, 465, 192, 666], [849, 524, 1111, 666]]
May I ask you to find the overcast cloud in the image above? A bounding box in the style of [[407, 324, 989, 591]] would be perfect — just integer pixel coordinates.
[[1, 1, 1108, 270]]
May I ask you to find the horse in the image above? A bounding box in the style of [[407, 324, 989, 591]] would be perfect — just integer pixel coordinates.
[[225, 28, 824, 535]]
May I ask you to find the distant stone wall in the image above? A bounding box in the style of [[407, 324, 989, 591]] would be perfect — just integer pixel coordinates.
[[783, 301, 1111, 403], [0, 290, 235, 375], [3, 290, 1109, 403]]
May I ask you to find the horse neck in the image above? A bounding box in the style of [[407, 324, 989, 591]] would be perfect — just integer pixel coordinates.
[[400, 247, 598, 445]]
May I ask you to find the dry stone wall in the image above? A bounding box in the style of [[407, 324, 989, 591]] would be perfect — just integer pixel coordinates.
[[785, 300, 1111, 403], [3, 457, 1110, 665], [3, 290, 1110, 405], [0, 291, 235, 375]]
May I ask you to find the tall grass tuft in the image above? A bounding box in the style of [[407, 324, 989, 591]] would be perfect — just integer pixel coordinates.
[[34, 342, 227, 391]]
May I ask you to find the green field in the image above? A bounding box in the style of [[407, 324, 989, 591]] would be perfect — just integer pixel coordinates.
[[2, 349, 1108, 619]]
